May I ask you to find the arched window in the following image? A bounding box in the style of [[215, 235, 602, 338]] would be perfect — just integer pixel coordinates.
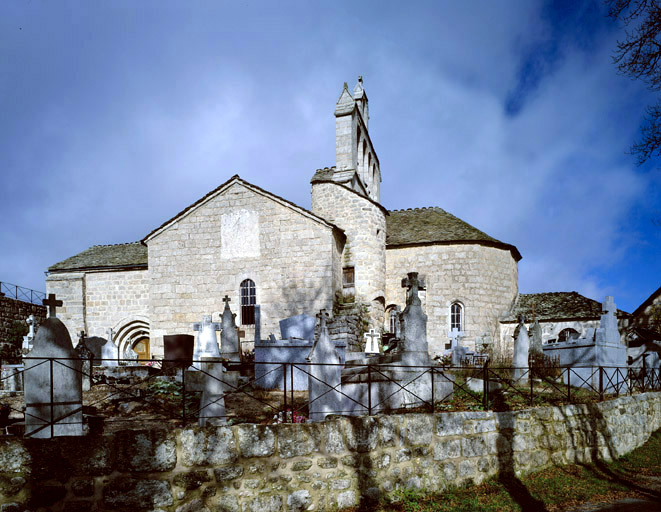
[[450, 302, 463, 332], [558, 328, 579, 342], [389, 308, 398, 334], [240, 279, 256, 325]]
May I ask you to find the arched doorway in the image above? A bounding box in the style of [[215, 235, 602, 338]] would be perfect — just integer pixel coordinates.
[[131, 337, 150, 360], [114, 317, 150, 361]]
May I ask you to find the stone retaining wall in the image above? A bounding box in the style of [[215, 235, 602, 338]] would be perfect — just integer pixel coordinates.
[[0, 296, 46, 345], [1, 393, 659, 511]]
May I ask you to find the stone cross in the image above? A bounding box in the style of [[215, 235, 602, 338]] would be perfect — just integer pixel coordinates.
[[106, 328, 114, 344], [42, 293, 63, 318], [26, 315, 36, 339], [447, 327, 463, 350], [603, 296, 616, 314], [222, 295, 231, 304], [79, 330, 86, 344], [193, 314, 222, 360], [364, 328, 381, 354], [401, 272, 424, 306]]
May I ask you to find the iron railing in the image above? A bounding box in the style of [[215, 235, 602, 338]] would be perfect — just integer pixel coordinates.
[[1, 358, 660, 436], [0, 281, 46, 306]]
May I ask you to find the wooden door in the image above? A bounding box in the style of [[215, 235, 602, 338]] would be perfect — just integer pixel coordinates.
[[132, 338, 150, 361]]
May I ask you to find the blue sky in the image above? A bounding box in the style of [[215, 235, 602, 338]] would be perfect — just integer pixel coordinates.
[[1, 0, 659, 313]]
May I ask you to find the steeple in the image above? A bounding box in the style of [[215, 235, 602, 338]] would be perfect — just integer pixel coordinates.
[[334, 77, 381, 202]]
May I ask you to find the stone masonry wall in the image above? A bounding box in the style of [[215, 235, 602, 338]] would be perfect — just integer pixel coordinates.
[[0, 296, 46, 344], [45, 273, 85, 344], [83, 269, 150, 339], [311, 182, 386, 328], [0, 393, 659, 511], [385, 244, 518, 357], [46, 270, 149, 346], [147, 182, 339, 357]]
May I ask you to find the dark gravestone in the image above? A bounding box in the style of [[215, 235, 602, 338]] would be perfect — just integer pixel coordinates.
[[74, 331, 93, 392], [24, 317, 83, 438], [163, 334, 194, 370], [85, 337, 107, 366]]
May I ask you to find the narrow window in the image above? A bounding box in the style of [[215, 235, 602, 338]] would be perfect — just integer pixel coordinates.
[[240, 279, 256, 325], [343, 267, 355, 288], [450, 302, 463, 332], [389, 308, 398, 333]]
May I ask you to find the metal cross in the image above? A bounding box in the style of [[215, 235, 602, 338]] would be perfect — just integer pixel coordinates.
[[79, 330, 86, 342], [42, 293, 63, 318]]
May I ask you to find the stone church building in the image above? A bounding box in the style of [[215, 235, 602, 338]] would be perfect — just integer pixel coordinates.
[[47, 78, 523, 359]]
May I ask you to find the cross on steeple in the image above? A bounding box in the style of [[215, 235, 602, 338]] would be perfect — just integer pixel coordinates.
[[42, 293, 62, 318]]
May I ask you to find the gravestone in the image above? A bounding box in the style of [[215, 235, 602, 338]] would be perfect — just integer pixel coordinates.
[[448, 328, 466, 366], [163, 334, 194, 370], [22, 315, 36, 354], [512, 315, 529, 383], [193, 315, 222, 361], [0, 365, 23, 394], [100, 328, 119, 367], [220, 296, 241, 362], [398, 272, 430, 365], [85, 337, 107, 366], [198, 361, 227, 426], [530, 320, 544, 359], [364, 329, 381, 354], [24, 299, 83, 438], [74, 331, 93, 392], [254, 305, 261, 343], [596, 296, 621, 345], [308, 310, 343, 421], [280, 314, 317, 340], [123, 345, 139, 363]]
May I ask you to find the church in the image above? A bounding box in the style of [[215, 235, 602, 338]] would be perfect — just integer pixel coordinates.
[[46, 78, 524, 359]]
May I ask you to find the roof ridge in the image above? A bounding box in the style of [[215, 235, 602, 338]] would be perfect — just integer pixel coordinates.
[[388, 206, 445, 213], [91, 242, 142, 248]]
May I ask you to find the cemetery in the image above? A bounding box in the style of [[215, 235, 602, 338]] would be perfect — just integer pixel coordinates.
[[0, 279, 660, 510]]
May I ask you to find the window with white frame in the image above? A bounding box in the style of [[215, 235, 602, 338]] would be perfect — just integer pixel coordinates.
[[450, 302, 463, 332]]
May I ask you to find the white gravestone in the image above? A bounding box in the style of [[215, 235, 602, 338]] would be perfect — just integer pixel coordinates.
[[22, 314, 36, 354], [364, 329, 381, 354], [101, 328, 119, 367], [199, 361, 227, 426], [25, 295, 83, 438], [448, 328, 466, 366], [513, 315, 530, 383], [193, 315, 222, 361], [596, 296, 621, 345]]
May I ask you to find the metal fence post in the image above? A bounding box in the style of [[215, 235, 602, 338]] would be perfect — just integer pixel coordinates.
[[50, 357, 54, 438], [530, 367, 534, 407], [290, 363, 295, 411], [182, 365, 187, 425], [283, 363, 287, 420], [567, 369, 571, 402], [599, 366, 604, 401], [642, 354, 647, 393], [430, 366, 435, 413], [367, 364, 372, 416], [482, 359, 489, 410]]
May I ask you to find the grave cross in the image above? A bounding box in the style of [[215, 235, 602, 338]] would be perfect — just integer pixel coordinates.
[[26, 315, 35, 338], [602, 296, 616, 314], [401, 272, 424, 305], [364, 328, 381, 354], [79, 330, 86, 343], [106, 328, 114, 342], [222, 295, 231, 304], [42, 293, 63, 318], [447, 327, 463, 350]]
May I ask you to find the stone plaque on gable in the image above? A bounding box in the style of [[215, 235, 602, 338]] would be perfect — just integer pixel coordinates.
[[220, 209, 260, 259]]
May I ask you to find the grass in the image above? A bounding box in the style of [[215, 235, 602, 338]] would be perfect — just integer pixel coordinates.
[[348, 429, 661, 512]]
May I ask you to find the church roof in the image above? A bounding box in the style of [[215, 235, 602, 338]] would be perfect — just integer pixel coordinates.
[[386, 207, 522, 261], [632, 285, 661, 318], [501, 292, 630, 323], [48, 242, 148, 272]]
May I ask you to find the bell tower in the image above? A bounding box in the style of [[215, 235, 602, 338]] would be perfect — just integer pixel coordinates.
[[334, 77, 381, 202]]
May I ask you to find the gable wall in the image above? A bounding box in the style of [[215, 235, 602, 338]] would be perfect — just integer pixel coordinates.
[[385, 244, 518, 356], [147, 183, 339, 356], [46, 269, 150, 345]]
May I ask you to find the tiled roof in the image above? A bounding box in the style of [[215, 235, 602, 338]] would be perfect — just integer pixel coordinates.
[[48, 242, 148, 272], [386, 207, 522, 261], [501, 292, 630, 323]]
